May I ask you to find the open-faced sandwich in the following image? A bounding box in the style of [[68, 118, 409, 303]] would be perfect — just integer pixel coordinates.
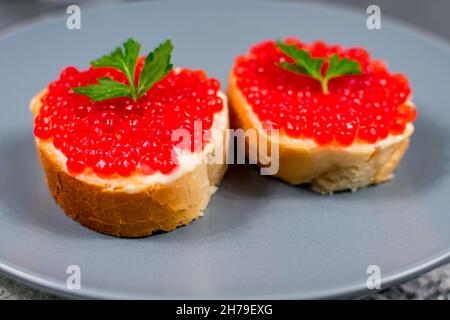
[[228, 38, 417, 193], [32, 39, 228, 237]]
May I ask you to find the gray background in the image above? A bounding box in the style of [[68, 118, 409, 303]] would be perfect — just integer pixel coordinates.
[[0, 0, 449, 300]]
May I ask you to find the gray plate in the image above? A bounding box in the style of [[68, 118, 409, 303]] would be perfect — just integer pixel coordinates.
[[0, 0, 450, 299]]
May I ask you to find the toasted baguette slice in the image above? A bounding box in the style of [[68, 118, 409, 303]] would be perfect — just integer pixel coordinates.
[[31, 90, 228, 237], [228, 72, 414, 194]]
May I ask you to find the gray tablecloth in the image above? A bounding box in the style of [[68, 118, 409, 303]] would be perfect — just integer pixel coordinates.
[[0, 0, 449, 300]]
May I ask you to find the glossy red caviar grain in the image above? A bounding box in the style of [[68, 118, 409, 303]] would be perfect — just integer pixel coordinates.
[[33, 61, 223, 177], [233, 39, 417, 146]]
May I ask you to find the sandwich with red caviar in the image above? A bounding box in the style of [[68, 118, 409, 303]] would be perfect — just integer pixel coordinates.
[[32, 39, 228, 237], [228, 38, 416, 193]]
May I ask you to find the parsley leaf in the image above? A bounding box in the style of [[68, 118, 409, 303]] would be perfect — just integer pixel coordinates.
[[72, 78, 131, 101], [276, 40, 361, 94], [277, 41, 324, 82], [72, 38, 174, 102], [325, 54, 361, 81]]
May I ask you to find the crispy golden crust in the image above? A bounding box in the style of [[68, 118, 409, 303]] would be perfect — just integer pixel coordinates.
[[32, 90, 228, 237], [227, 72, 413, 193]]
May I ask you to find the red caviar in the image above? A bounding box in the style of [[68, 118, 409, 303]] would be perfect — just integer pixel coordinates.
[[233, 38, 417, 146], [33, 60, 223, 177]]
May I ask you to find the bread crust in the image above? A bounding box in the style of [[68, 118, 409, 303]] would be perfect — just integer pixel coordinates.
[[227, 72, 414, 193], [32, 90, 228, 237]]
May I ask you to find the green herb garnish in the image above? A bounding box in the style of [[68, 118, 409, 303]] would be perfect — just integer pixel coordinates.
[[72, 38, 173, 102], [276, 40, 361, 94]]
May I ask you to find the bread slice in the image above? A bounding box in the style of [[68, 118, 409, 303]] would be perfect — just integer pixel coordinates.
[[31, 90, 228, 237], [228, 72, 414, 194]]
